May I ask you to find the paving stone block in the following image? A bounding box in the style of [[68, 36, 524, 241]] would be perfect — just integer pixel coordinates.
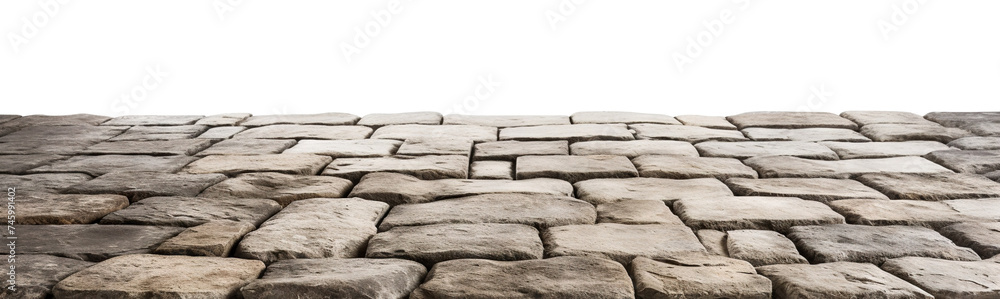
[[726, 229, 808, 266], [742, 127, 870, 142], [0, 114, 108, 127], [443, 114, 570, 127], [926, 149, 1000, 174], [725, 177, 888, 202], [727, 112, 859, 130], [235, 124, 373, 140], [349, 172, 572, 205], [154, 221, 256, 257], [596, 200, 683, 225], [744, 155, 952, 178], [282, 139, 401, 157], [882, 257, 1000, 299], [102, 115, 203, 126], [199, 172, 353, 207], [239, 113, 359, 126], [632, 254, 771, 299], [323, 155, 468, 181], [367, 223, 543, 265], [856, 172, 1000, 200], [499, 124, 634, 142], [396, 138, 473, 156], [183, 154, 332, 175], [674, 114, 738, 129], [0, 139, 98, 155], [100, 196, 281, 227], [0, 154, 66, 174], [357, 111, 442, 127], [0, 255, 94, 299], [472, 140, 567, 161], [515, 155, 637, 183], [949, 136, 1000, 150], [65, 172, 225, 202], [788, 224, 981, 264], [469, 160, 512, 179], [109, 125, 208, 141], [372, 124, 497, 142], [0, 125, 127, 142], [241, 258, 426, 299], [940, 222, 1000, 259], [695, 141, 840, 160], [756, 262, 933, 299], [674, 196, 845, 233], [194, 113, 251, 126], [196, 126, 246, 139], [633, 155, 758, 180], [631, 123, 748, 143], [841, 111, 937, 126], [820, 141, 949, 159], [827, 199, 981, 228], [0, 173, 91, 193], [925, 112, 1000, 127], [945, 198, 1000, 221], [30, 154, 198, 176], [574, 177, 733, 205], [378, 193, 595, 231], [964, 122, 1000, 136], [861, 123, 973, 142], [16, 193, 129, 224], [195, 138, 297, 156], [696, 229, 729, 256], [571, 111, 680, 125], [81, 139, 213, 155], [8, 224, 184, 262], [542, 223, 706, 264], [569, 140, 698, 157]]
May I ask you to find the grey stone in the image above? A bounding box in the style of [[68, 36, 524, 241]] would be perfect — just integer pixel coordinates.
[[239, 113, 359, 126], [695, 141, 840, 160], [727, 112, 858, 130], [396, 138, 473, 156], [472, 140, 568, 161], [596, 200, 683, 225], [841, 111, 937, 126], [574, 177, 733, 205], [861, 123, 973, 142], [377, 193, 596, 231], [856, 172, 1000, 200], [235, 125, 373, 140], [282, 139, 401, 157], [194, 113, 251, 126], [0, 114, 108, 127], [927, 149, 1000, 174], [0, 115, 18, 124], [696, 229, 729, 256], [828, 199, 995, 228], [542, 223, 706, 264], [16, 193, 129, 224], [0, 173, 91, 193], [0, 125, 127, 142], [240, 258, 426, 299], [744, 155, 952, 178], [882, 257, 1000, 299], [372, 124, 497, 142], [925, 112, 1000, 127], [756, 262, 933, 299], [569, 140, 698, 158], [631, 123, 748, 143], [743, 127, 870, 142], [154, 221, 256, 257], [633, 155, 759, 180], [9, 224, 184, 262], [500, 124, 635, 142], [183, 154, 332, 175], [0, 154, 66, 174], [367, 223, 543, 265], [515, 155, 637, 183], [100, 196, 281, 227], [109, 125, 208, 141], [349, 172, 572, 205], [199, 172, 354, 207], [788, 224, 981, 264], [940, 222, 1000, 259], [964, 122, 1000, 136], [65, 172, 226, 202], [323, 155, 468, 181], [469, 160, 512, 179], [674, 114, 738, 129], [674, 196, 845, 233], [103, 115, 203, 126], [0, 255, 94, 299], [726, 230, 808, 266], [81, 139, 213, 155], [357, 111, 442, 127], [196, 126, 246, 139], [195, 138, 296, 156], [0, 139, 98, 155], [820, 141, 950, 159], [443, 114, 569, 128], [949, 136, 1000, 150], [725, 177, 888, 202], [945, 198, 1000, 221], [571, 111, 680, 125], [632, 254, 772, 299], [30, 154, 198, 176]]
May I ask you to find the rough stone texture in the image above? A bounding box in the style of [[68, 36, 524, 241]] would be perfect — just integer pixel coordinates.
[[0, 125, 126, 142], [828, 198, 1000, 228], [195, 138, 297, 156], [820, 141, 949, 159], [0, 114, 108, 127], [0, 255, 94, 299], [0, 139, 99, 155], [574, 177, 733, 205], [195, 113, 251, 126], [411, 256, 634, 299], [571, 111, 681, 125], [197, 126, 246, 139], [674, 196, 845, 233], [674, 114, 738, 129], [367, 223, 543, 265], [926, 149, 1000, 174], [569, 140, 698, 158], [199, 172, 354, 206], [726, 229, 808, 266], [788, 224, 981, 264], [861, 123, 973, 142], [239, 112, 359, 126], [103, 115, 203, 126], [16, 193, 129, 224], [0, 173, 91, 193], [357, 111, 443, 127], [372, 124, 497, 142], [856, 172, 1000, 200], [184, 154, 332, 175], [81, 139, 213, 156], [542, 223, 706, 264], [323, 155, 469, 181], [742, 127, 870, 142], [64, 172, 226, 202], [882, 257, 1000, 299], [756, 262, 933, 299], [349, 172, 572, 205], [940, 222, 1000, 259], [282, 139, 401, 157], [235, 198, 389, 264], [51, 254, 264, 298], [469, 160, 513, 179], [725, 177, 888, 202], [515, 155, 638, 183], [631, 123, 748, 143], [841, 111, 937, 126], [235, 124, 373, 140], [925, 111, 1000, 127], [396, 138, 473, 156], [744, 155, 952, 178], [443, 114, 570, 128], [500, 124, 635, 142], [727, 112, 859, 130], [154, 221, 256, 257], [472, 140, 568, 161], [30, 154, 198, 176], [596, 199, 683, 225], [8, 224, 184, 262], [377, 193, 595, 231], [109, 125, 208, 141], [695, 141, 840, 160], [241, 258, 427, 299], [945, 198, 1000, 221], [964, 122, 1000, 136], [632, 254, 772, 299], [633, 155, 758, 180], [0, 154, 66, 174], [696, 229, 729, 256], [100, 196, 281, 227], [949, 136, 1000, 150]]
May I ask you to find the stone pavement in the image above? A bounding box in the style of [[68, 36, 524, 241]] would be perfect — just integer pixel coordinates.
[[2, 111, 1000, 298]]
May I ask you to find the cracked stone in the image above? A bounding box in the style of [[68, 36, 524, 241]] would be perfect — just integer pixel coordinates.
[[695, 141, 840, 160], [0, 255, 94, 299], [633, 155, 758, 180], [323, 155, 468, 181], [377, 193, 595, 231], [100, 196, 281, 227], [194, 113, 251, 126], [196, 126, 246, 139], [30, 154, 198, 176], [282, 139, 401, 157], [725, 177, 888, 202], [674, 115, 738, 129], [235, 125, 372, 140], [241, 258, 426, 299], [756, 262, 932, 299], [939, 222, 1000, 259], [154, 221, 256, 257], [948, 136, 1000, 150], [65, 172, 226, 202], [926, 149, 1000, 174], [596, 200, 683, 225], [198, 172, 354, 207], [542, 223, 705, 264], [349, 172, 572, 205], [569, 140, 698, 158], [744, 155, 951, 178], [725, 230, 808, 266], [726, 112, 858, 130], [103, 115, 203, 126], [631, 124, 748, 143], [499, 124, 634, 142], [82, 139, 213, 156], [674, 196, 845, 233], [742, 128, 870, 142], [570, 111, 681, 125], [183, 154, 332, 175], [574, 177, 733, 205], [0, 173, 91, 193], [472, 140, 567, 161], [861, 123, 973, 142], [195, 138, 297, 156], [856, 172, 1000, 200], [840, 111, 937, 126], [788, 224, 981, 264], [828, 199, 999, 228], [9, 224, 184, 262], [239, 113, 359, 126], [396, 138, 473, 156], [469, 160, 512, 179], [925, 112, 1000, 127], [881, 257, 1000, 299], [109, 125, 208, 141], [819, 141, 949, 159], [371, 124, 497, 142], [0, 154, 66, 174], [367, 223, 543, 265], [357, 111, 442, 128], [515, 155, 637, 183], [632, 254, 772, 299], [443, 114, 570, 128], [16, 193, 129, 224]]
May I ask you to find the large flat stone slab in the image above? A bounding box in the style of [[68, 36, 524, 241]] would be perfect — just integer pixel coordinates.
[[348, 172, 572, 205], [16, 193, 129, 224], [788, 224, 981, 264], [631, 123, 748, 143], [367, 223, 543, 265], [52, 254, 264, 298], [102, 115, 203, 126], [29, 154, 198, 176], [727, 112, 859, 130], [725, 177, 888, 202], [0, 173, 91, 193], [841, 111, 937, 126], [0, 139, 98, 155], [674, 196, 845, 233], [926, 149, 1000, 174], [940, 222, 1000, 259], [194, 113, 251, 126], [726, 229, 808, 266], [241, 258, 426, 299], [861, 123, 973, 142], [949, 136, 1000, 150], [542, 223, 706, 264], [372, 124, 497, 142], [377, 193, 595, 231], [410, 256, 634, 299], [282, 139, 401, 157], [574, 177, 733, 205], [234, 124, 372, 140], [499, 124, 634, 142], [9, 224, 184, 262], [196, 126, 246, 139], [925, 111, 1000, 127], [856, 172, 1000, 200], [199, 172, 354, 207], [154, 221, 256, 257], [696, 229, 729, 256], [756, 262, 932, 299], [443, 114, 569, 128], [396, 138, 473, 156], [0, 125, 127, 142], [569, 140, 698, 158], [882, 257, 1000, 299], [183, 154, 332, 175], [0, 114, 108, 127], [357, 111, 442, 127], [195, 138, 297, 156], [695, 141, 840, 160], [235, 198, 389, 263], [742, 127, 870, 142], [743, 156, 952, 178], [571, 111, 680, 125], [469, 160, 513, 179], [0, 255, 94, 299], [65, 172, 225, 202], [472, 140, 567, 161], [0, 154, 66, 174], [239, 113, 359, 126], [827, 199, 982, 228], [596, 200, 684, 225], [515, 155, 638, 183], [109, 125, 207, 141], [819, 141, 949, 159], [632, 254, 771, 299], [964, 122, 1000, 136], [633, 155, 758, 179], [323, 155, 469, 181], [946, 198, 1000, 221], [81, 139, 213, 155], [100, 196, 281, 227], [675, 114, 738, 129]]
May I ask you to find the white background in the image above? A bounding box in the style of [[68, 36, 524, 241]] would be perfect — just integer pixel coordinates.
[[1, 0, 998, 117]]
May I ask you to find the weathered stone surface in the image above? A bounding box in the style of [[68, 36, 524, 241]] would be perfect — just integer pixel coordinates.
[[674, 114, 738, 129], [472, 140, 567, 161], [199, 172, 354, 207], [235, 125, 372, 140], [820, 141, 949, 159], [940, 222, 1000, 259], [0, 154, 65, 174], [857, 172, 1000, 200], [396, 138, 473, 156], [542, 223, 705, 264], [235, 198, 389, 263], [30, 154, 198, 176], [574, 177, 733, 205], [82, 139, 213, 155], [194, 113, 251, 126], [0, 114, 108, 127], [469, 160, 512, 179], [0, 139, 98, 155], [1, 255, 94, 299], [377, 193, 595, 231], [100, 196, 281, 227], [989, 170, 1000, 182], [444, 114, 569, 128], [631, 123, 748, 143], [828, 198, 1000, 228], [695, 141, 840, 160], [241, 258, 426, 299], [725, 177, 888, 202], [726, 230, 808, 266], [10, 224, 184, 262], [367, 223, 543, 265], [756, 262, 933, 299], [633, 155, 759, 180], [696, 229, 729, 256], [372, 124, 497, 142], [184, 154, 332, 175], [500, 124, 634, 142], [744, 155, 952, 178], [727, 112, 859, 130], [861, 123, 973, 142], [569, 140, 698, 158], [196, 126, 246, 139], [926, 149, 1000, 174], [239, 113, 359, 126], [632, 254, 771, 299], [949, 136, 1000, 150], [882, 257, 1000, 299], [16, 193, 129, 224], [357, 111, 442, 127], [571, 111, 681, 125], [596, 200, 683, 225], [0, 125, 127, 142], [674, 196, 845, 233], [410, 256, 634, 299], [0, 173, 91, 193], [841, 111, 937, 126], [925, 111, 1000, 127], [788, 224, 981, 264], [109, 125, 208, 141], [103, 115, 203, 126], [0, 114, 18, 124], [195, 138, 296, 156], [323, 155, 468, 181], [65, 172, 225, 202], [154, 221, 256, 257], [945, 198, 1000, 221], [349, 172, 572, 205], [964, 122, 1000, 136], [515, 155, 637, 183], [743, 127, 870, 142], [282, 139, 401, 157], [52, 254, 265, 298]]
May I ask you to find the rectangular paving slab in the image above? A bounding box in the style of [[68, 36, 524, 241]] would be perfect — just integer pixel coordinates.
[[695, 141, 840, 160], [725, 229, 808, 266], [499, 124, 635, 142], [102, 115, 203, 126], [632, 155, 759, 180], [0, 154, 67, 174], [515, 155, 638, 183], [742, 127, 870, 142], [0, 173, 91, 193], [881, 257, 1000, 299], [756, 262, 932, 299], [99, 196, 281, 227], [29, 154, 199, 176], [631, 123, 748, 143], [366, 223, 543, 265], [8, 224, 184, 262], [632, 254, 772, 299], [743, 155, 952, 178], [238, 113, 359, 126], [109, 125, 208, 141], [827, 199, 987, 228], [357, 111, 442, 127], [469, 160, 513, 179], [861, 123, 973, 142], [856, 172, 1000, 200], [195, 113, 250, 126], [371, 124, 498, 142], [198, 172, 354, 206], [673, 196, 845, 233], [443, 114, 569, 128], [323, 155, 469, 181], [573, 177, 733, 205], [235, 124, 372, 140], [348, 172, 572, 205], [542, 223, 706, 264], [183, 154, 332, 175], [675, 114, 738, 129], [0, 255, 94, 299], [949, 136, 1000, 150], [788, 224, 981, 264], [396, 138, 473, 156], [64, 172, 226, 202], [596, 199, 684, 225], [81, 139, 214, 156], [241, 258, 427, 299], [153, 221, 256, 257], [472, 140, 568, 161], [16, 193, 129, 225], [377, 193, 595, 231], [840, 111, 937, 126], [819, 141, 949, 159], [725, 177, 889, 202], [282, 139, 401, 157], [726, 112, 859, 130], [569, 140, 698, 157], [939, 222, 1000, 259], [196, 126, 246, 139], [570, 111, 681, 124], [195, 138, 297, 156], [926, 149, 1000, 174]]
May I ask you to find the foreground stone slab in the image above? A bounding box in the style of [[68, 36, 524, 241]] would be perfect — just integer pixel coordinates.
[[542, 223, 705, 264], [195, 138, 297, 156], [856, 172, 1000, 200], [695, 141, 840, 160], [154, 221, 256, 257], [199, 172, 354, 206], [499, 124, 634, 142], [241, 258, 426, 299], [349, 172, 572, 205], [372, 124, 497, 142], [0, 154, 65, 174], [109, 125, 208, 141], [16, 193, 129, 224], [633, 155, 758, 180], [727, 112, 859, 130], [323, 155, 469, 181], [742, 127, 870, 142], [235, 124, 373, 140], [827, 199, 985, 228], [469, 160, 513, 179], [443, 114, 569, 128], [0, 173, 91, 193], [632, 254, 771, 299], [378, 193, 595, 231], [52, 254, 264, 299], [515, 155, 637, 183], [396, 138, 473, 156], [411, 256, 634, 299], [674, 196, 845, 233], [100, 196, 281, 227], [184, 154, 332, 175], [925, 111, 1000, 127], [726, 230, 808, 266], [196, 126, 246, 139], [725, 177, 888, 202], [882, 257, 1000, 299], [235, 198, 389, 263], [949, 136, 1000, 150], [239, 112, 359, 126], [472, 140, 568, 161], [631, 123, 748, 143], [574, 177, 733, 205], [926, 149, 1000, 174], [788, 224, 981, 264], [569, 140, 698, 158], [103, 115, 203, 126], [195, 113, 251, 126], [596, 200, 683, 225], [12, 225, 184, 262], [282, 139, 401, 157], [65, 172, 225, 202], [675, 114, 738, 129], [0, 255, 94, 299], [357, 111, 442, 127], [841, 111, 937, 126], [861, 123, 973, 142], [30, 154, 198, 176], [743, 156, 951, 178], [81, 139, 213, 156], [819, 141, 949, 159], [367, 223, 543, 265], [940, 222, 1000, 259], [756, 262, 932, 299], [571, 111, 681, 125]]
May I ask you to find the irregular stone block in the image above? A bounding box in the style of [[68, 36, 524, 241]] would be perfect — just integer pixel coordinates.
[[949, 136, 1000, 150], [443, 114, 569, 128], [195, 138, 296, 156], [926, 149, 1000, 174], [940, 222, 1000, 259], [357, 111, 442, 127], [239, 113, 359, 126], [282, 139, 401, 157], [472, 140, 567, 161], [349, 172, 572, 205], [199, 172, 353, 207], [696, 229, 729, 256], [820, 141, 949, 159], [840, 111, 937, 126], [726, 112, 858, 130], [81, 139, 213, 156], [827, 199, 980, 228], [102, 115, 203, 126], [542, 223, 705, 264], [323, 155, 468, 181], [0, 139, 98, 155], [596, 200, 683, 225], [396, 138, 473, 156], [0, 255, 94, 299], [725, 177, 888, 202], [372, 124, 497, 142], [0, 173, 90, 193], [100, 196, 281, 227], [16, 193, 129, 224], [154, 221, 256, 257], [945, 198, 1000, 221], [788, 224, 981, 264], [964, 122, 1000, 136], [0, 114, 108, 127], [515, 155, 637, 183], [183, 154, 332, 175], [882, 257, 1000, 299], [569, 140, 698, 158], [0, 154, 66, 174], [861, 123, 973, 142], [10, 224, 184, 262], [631, 124, 748, 143], [65, 172, 225, 202], [241, 258, 426, 299], [856, 172, 1000, 200], [574, 177, 733, 205], [367, 223, 543, 265], [633, 155, 758, 180], [674, 114, 737, 129], [0, 114, 18, 124], [377, 193, 595, 231], [194, 113, 251, 126], [109, 125, 207, 141], [469, 160, 512, 179], [695, 141, 840, 160], [674, 196, 845, 233], [742, 127, 870, 142], [570, 111, 680, 125], [196, 126, 246, 139], [744, 156, 951, 178], [925, 112, 1000, 127], [235, 125, 372, 140], [726, 229, 808, 266], [632, 254, 771, 299], [499, 124, 634, 142], [0, 125, 127, 142], [756, 262, 932, 299], [30, 154, 198, 176]]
